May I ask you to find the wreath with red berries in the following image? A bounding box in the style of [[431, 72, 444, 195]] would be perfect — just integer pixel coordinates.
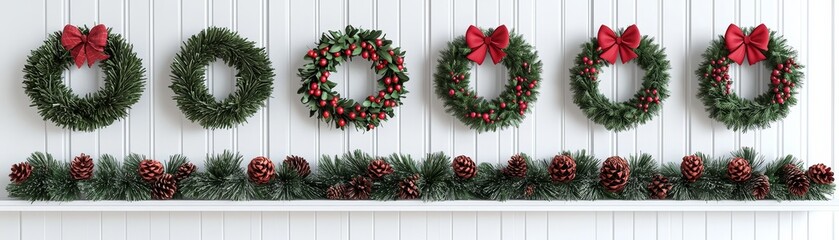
[[297, 26, 409, 131], [569, 25, 671, 131], [433, 25, 542, 132], [696, 24, 802, 131]]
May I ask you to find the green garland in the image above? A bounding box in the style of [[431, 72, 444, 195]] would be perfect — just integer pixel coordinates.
[[297, 25, 409, 131], [433, 27, 542, 132], [569, 31, 671, 131], [696, 27, 802, 131], [7, 147, 833, 201], [22, 26, 146, 131], [170, 27, 275, 129]]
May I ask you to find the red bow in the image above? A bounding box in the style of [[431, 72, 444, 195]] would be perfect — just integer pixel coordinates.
[[465, 25, 509, 65], [597, 25, 641, 64], [61, 24, 110, 68], [725, 24, 769, 65]]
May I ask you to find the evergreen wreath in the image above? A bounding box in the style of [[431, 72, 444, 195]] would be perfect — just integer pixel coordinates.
[[22, 24, 146, 131], [7, 147, 833, 201], [297, 25, 409, 131], [696, 24, 802, 131], [569, 25, 671, 131], [170, 27, 275, 129], [434, 25, 542, 132]]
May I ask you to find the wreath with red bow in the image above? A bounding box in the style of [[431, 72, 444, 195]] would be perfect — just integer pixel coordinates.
[[22, 24, 146, 131], [696, 24, 802, 131], [297, 25, 409, 131], [433, 25, 542, 132], [569, 25, 671, 131]]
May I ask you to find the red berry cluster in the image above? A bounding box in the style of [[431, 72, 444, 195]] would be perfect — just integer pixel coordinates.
[[703, 57, 733, 95], [446, 72, 466, 97], [577, 56, 601, 81], [635, 88, 660, 112], [770, 58, 798, 105], [306, 71, 330, 97]]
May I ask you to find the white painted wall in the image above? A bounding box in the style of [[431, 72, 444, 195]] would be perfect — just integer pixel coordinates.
[[0, 0, 836, 239]]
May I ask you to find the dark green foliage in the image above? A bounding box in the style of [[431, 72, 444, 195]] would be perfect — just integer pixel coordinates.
[[256, 165, 320, 200], [6, 148, 834, 201], [170, 27, 274, 129], [22, 26, 146, 131], [764, 155, 833, 200], [569, 33, 671, 131], [297, 25, 409, 131], [696, 27, 803, 131], [317, 150, 376, 188], [180, 151, 255, 200], [434, 27, 543, 132], [371, 154, 421, 200], [6, 152, 59, 201]]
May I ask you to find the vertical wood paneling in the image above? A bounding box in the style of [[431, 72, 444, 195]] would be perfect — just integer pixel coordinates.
[[317, 0, 347, 158], [181, 0, 209, 162], [532, 0, 559, 158], [0, 0, 836, 239], [451, 0, 476, 160], [345, 0, 375, 154], [399, 0, 428, 157], [210, 0, 235, 154], [475, 0, 500, 164]]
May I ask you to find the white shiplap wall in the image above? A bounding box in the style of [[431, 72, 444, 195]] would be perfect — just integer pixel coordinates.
[[0, 0, 836, 239]]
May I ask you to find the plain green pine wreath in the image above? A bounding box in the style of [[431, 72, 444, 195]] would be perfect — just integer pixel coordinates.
[[433, 27, 542, 132], [22, 26, 145, 132], [696, 26, 802, 131], [569, 29, 671, 131], [297, 25, 409, 131], [170, 27, 275, 129]]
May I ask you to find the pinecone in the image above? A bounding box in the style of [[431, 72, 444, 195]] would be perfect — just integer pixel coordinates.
[[452, 155, 477, 180], [398, 174, 421, 200], [284, 155, 311, 178], [69, 153, 94, 180], [599, 156, 630, 192], [326, 184, 346, 200], [727, 157, 752, 182], [806, 163, 834, 184], [138, 159, 164, 182], [367, 159, 394, 179], [751, 175, 771, 200], [783, 164, 810, 197], [548, 154, 576, 183], [151, 173, 178, 200], [174, 162, 196, 181], [9, 162, 32, 184], [247, 156, 275, 184], [345, 176, 373, 200], [502, 155, 528, 178], [524, 184, 535, 198], [647, 175, 672, 200], [680, 155, 704, 182]]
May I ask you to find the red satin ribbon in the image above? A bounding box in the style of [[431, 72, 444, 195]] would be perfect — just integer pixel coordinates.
[[725, 23, 769, 65], [465, 25, 509, 65], [598, 24, 641, 64], [61, 24, 109, 68]]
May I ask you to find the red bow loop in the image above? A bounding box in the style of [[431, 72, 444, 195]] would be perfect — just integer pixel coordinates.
[[725, 24, 769, 65], [465, 25, 510, 65], [597, 25, 641, 64], [61, 24, 110, 68]]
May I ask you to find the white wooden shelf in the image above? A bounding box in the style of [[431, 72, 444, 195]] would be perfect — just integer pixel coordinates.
[[0, 200, 837, 212]]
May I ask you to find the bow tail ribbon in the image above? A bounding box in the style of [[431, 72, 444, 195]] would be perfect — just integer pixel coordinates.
[[597, 24, 641, 64], [725, 23, 769, 65], [61, 24, 110, 68], [465, 25, 510, 65]]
